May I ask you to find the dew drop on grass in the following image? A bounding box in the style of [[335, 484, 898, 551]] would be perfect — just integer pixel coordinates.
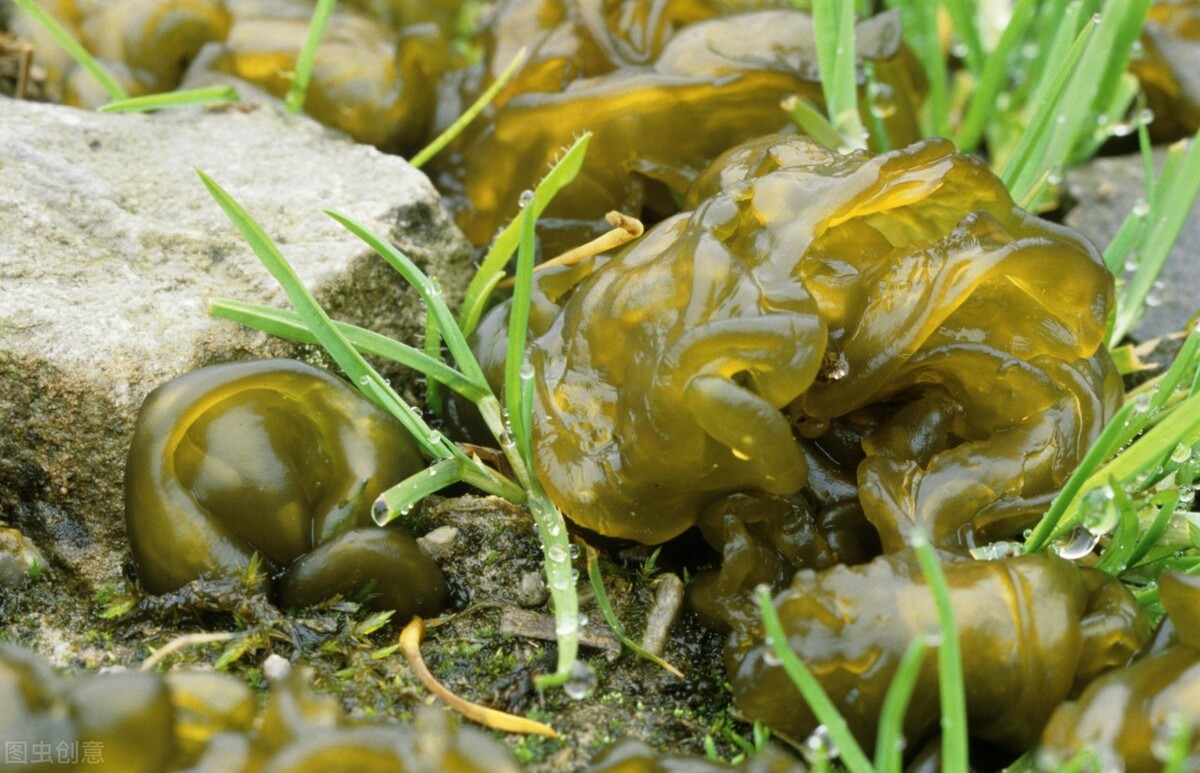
[[519, 361, 535, 380], [1052, 527, 1100, 560], [1081, 485, 1120, 536], [358, 374, 370, 386], [564, 660, 596, 700], [428, 277, 443, 296], [548, 544, 568, 562], [499, 430, 516, 448], [518, 189, 535, 207], [804, 724, 838, 762], [1171, 443, 1193, 465], [427, 430, 443, 445]]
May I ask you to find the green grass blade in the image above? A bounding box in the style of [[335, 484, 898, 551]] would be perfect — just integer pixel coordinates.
[[1111, 132, 1200, 343], [784, 95, 846, 151], [911, 536, 968, 771], [584, 545, 684, 679], [874, 636, 927, 773], [99, 86, 239, 113], [197, 170, 458, 463], [423, 313, 445, 417], [1001, 14, 1097, 204], [812, 0, 867, 149], [459, 133, 592, 336], [409, 47, 528, 169], [955, 0, 1038, 151], [374, 457, 524, 524], [284, 0, 336, 114], [528, 484, 580, 690], [11, 0, 128, 100], [1093, 480, 1140, 574], [504, 205, 537, 469], [1126, 489, 1181, 569], [885, 0, 948, 139], [754, 586, 874, 773], [942, 0, 985, 75], [208, 298, 489, 401], [323, 210, 490, 391]]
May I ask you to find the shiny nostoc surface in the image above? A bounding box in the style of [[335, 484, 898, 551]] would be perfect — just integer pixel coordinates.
[[520, 134, 1119, 548], [729, 549, 1150, 756], [1039, 571, 1200, 771], [124, 358, 446, 617], [434, 1, 923, 251], [0, 644, 521, 772]]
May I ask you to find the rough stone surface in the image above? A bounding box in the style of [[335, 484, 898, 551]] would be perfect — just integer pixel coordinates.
[[0, 96, 474, 589], [1065, 148, 1200, 341]]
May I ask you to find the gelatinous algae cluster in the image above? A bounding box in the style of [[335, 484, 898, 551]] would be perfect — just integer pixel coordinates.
[[0, 645, 521, 772], [7, 0, 462, 153], [124, 359, 447, 619]]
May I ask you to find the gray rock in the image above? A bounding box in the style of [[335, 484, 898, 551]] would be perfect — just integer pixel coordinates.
[[0, 97, 474, 588], [1065, 148, 1200, 341], [416, 525, 459, 561], [0, 525, 47, 587]]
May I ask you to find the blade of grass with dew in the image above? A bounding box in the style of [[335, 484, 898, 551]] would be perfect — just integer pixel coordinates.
[[1093, 480, 1141, 575], [942, 0, 985, 76], [459, 132, 592, 337], [504, 204, 537, 468], [375, 457, 525, 525], [501, 198, 581, 689], [884, 0, 947, 139], [584, 544, 684, 679], [284, 0, 335, 114], [1110, 131, 1200, 344], [754, 585, 874, 773], [1006, 0, 1150, 207], [409, 47, 528, 169], [874, 636, 927, 773], [209, 299, 489, 401], [954, 0, 1038, 152], [911, 535, 968, 771], [423, 313, 445, 418], [811, 0, 867, 150], [197, 171, 469, 466], [11, 0, 128, 100], [1026, 331, 1200, 550], [99, 85, 239, 113], [1000, 13, 1098, 206]]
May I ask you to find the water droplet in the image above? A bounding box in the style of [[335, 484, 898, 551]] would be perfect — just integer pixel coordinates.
[[427, 467, 438, 477], [547, 523, 562, 538], [428, 277, 443, 297], [371, 499, 389, 525], [804, 725, 838, 762], [499, 430, 516, 448], [357, 374, 370, 385], [1172, 443, 1193, 465], [1179, 487, 1196, 507], [1138, 107, 1155, 126], [518, 189, 535, 207], [762, 649, 782, 667], [1052, 527, 1100, 560], [555, 616, 578, 636], [578, 615, 588, 628], [519, 362, 535, 380], [399, 502, 413, 516], [551, 575, 569, 591], [1131, 200, 1151, 217], [1133, 394, 1151, 414], [563, 660, 597, 700], [569, 544, 581, 559], [867, 81, 897, 119], [426, 430, 443, 445], [1081, 485, 1120, 536], [1129, 39, 1145, 60], [548, 544, 568, 562]]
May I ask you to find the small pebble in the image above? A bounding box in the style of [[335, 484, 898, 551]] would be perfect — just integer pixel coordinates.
[[640, 573, 684, 657], [517, 571, 549, 607], [262, 653, 291, 682], [417, 526, 459, 561]]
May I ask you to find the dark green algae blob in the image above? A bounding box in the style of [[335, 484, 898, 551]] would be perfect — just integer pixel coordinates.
[[124, 358, 445, 618]]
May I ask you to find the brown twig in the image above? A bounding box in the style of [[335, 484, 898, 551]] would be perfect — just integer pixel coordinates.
[[496, 211, 643, 290], [399, 616, 560, 738]]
